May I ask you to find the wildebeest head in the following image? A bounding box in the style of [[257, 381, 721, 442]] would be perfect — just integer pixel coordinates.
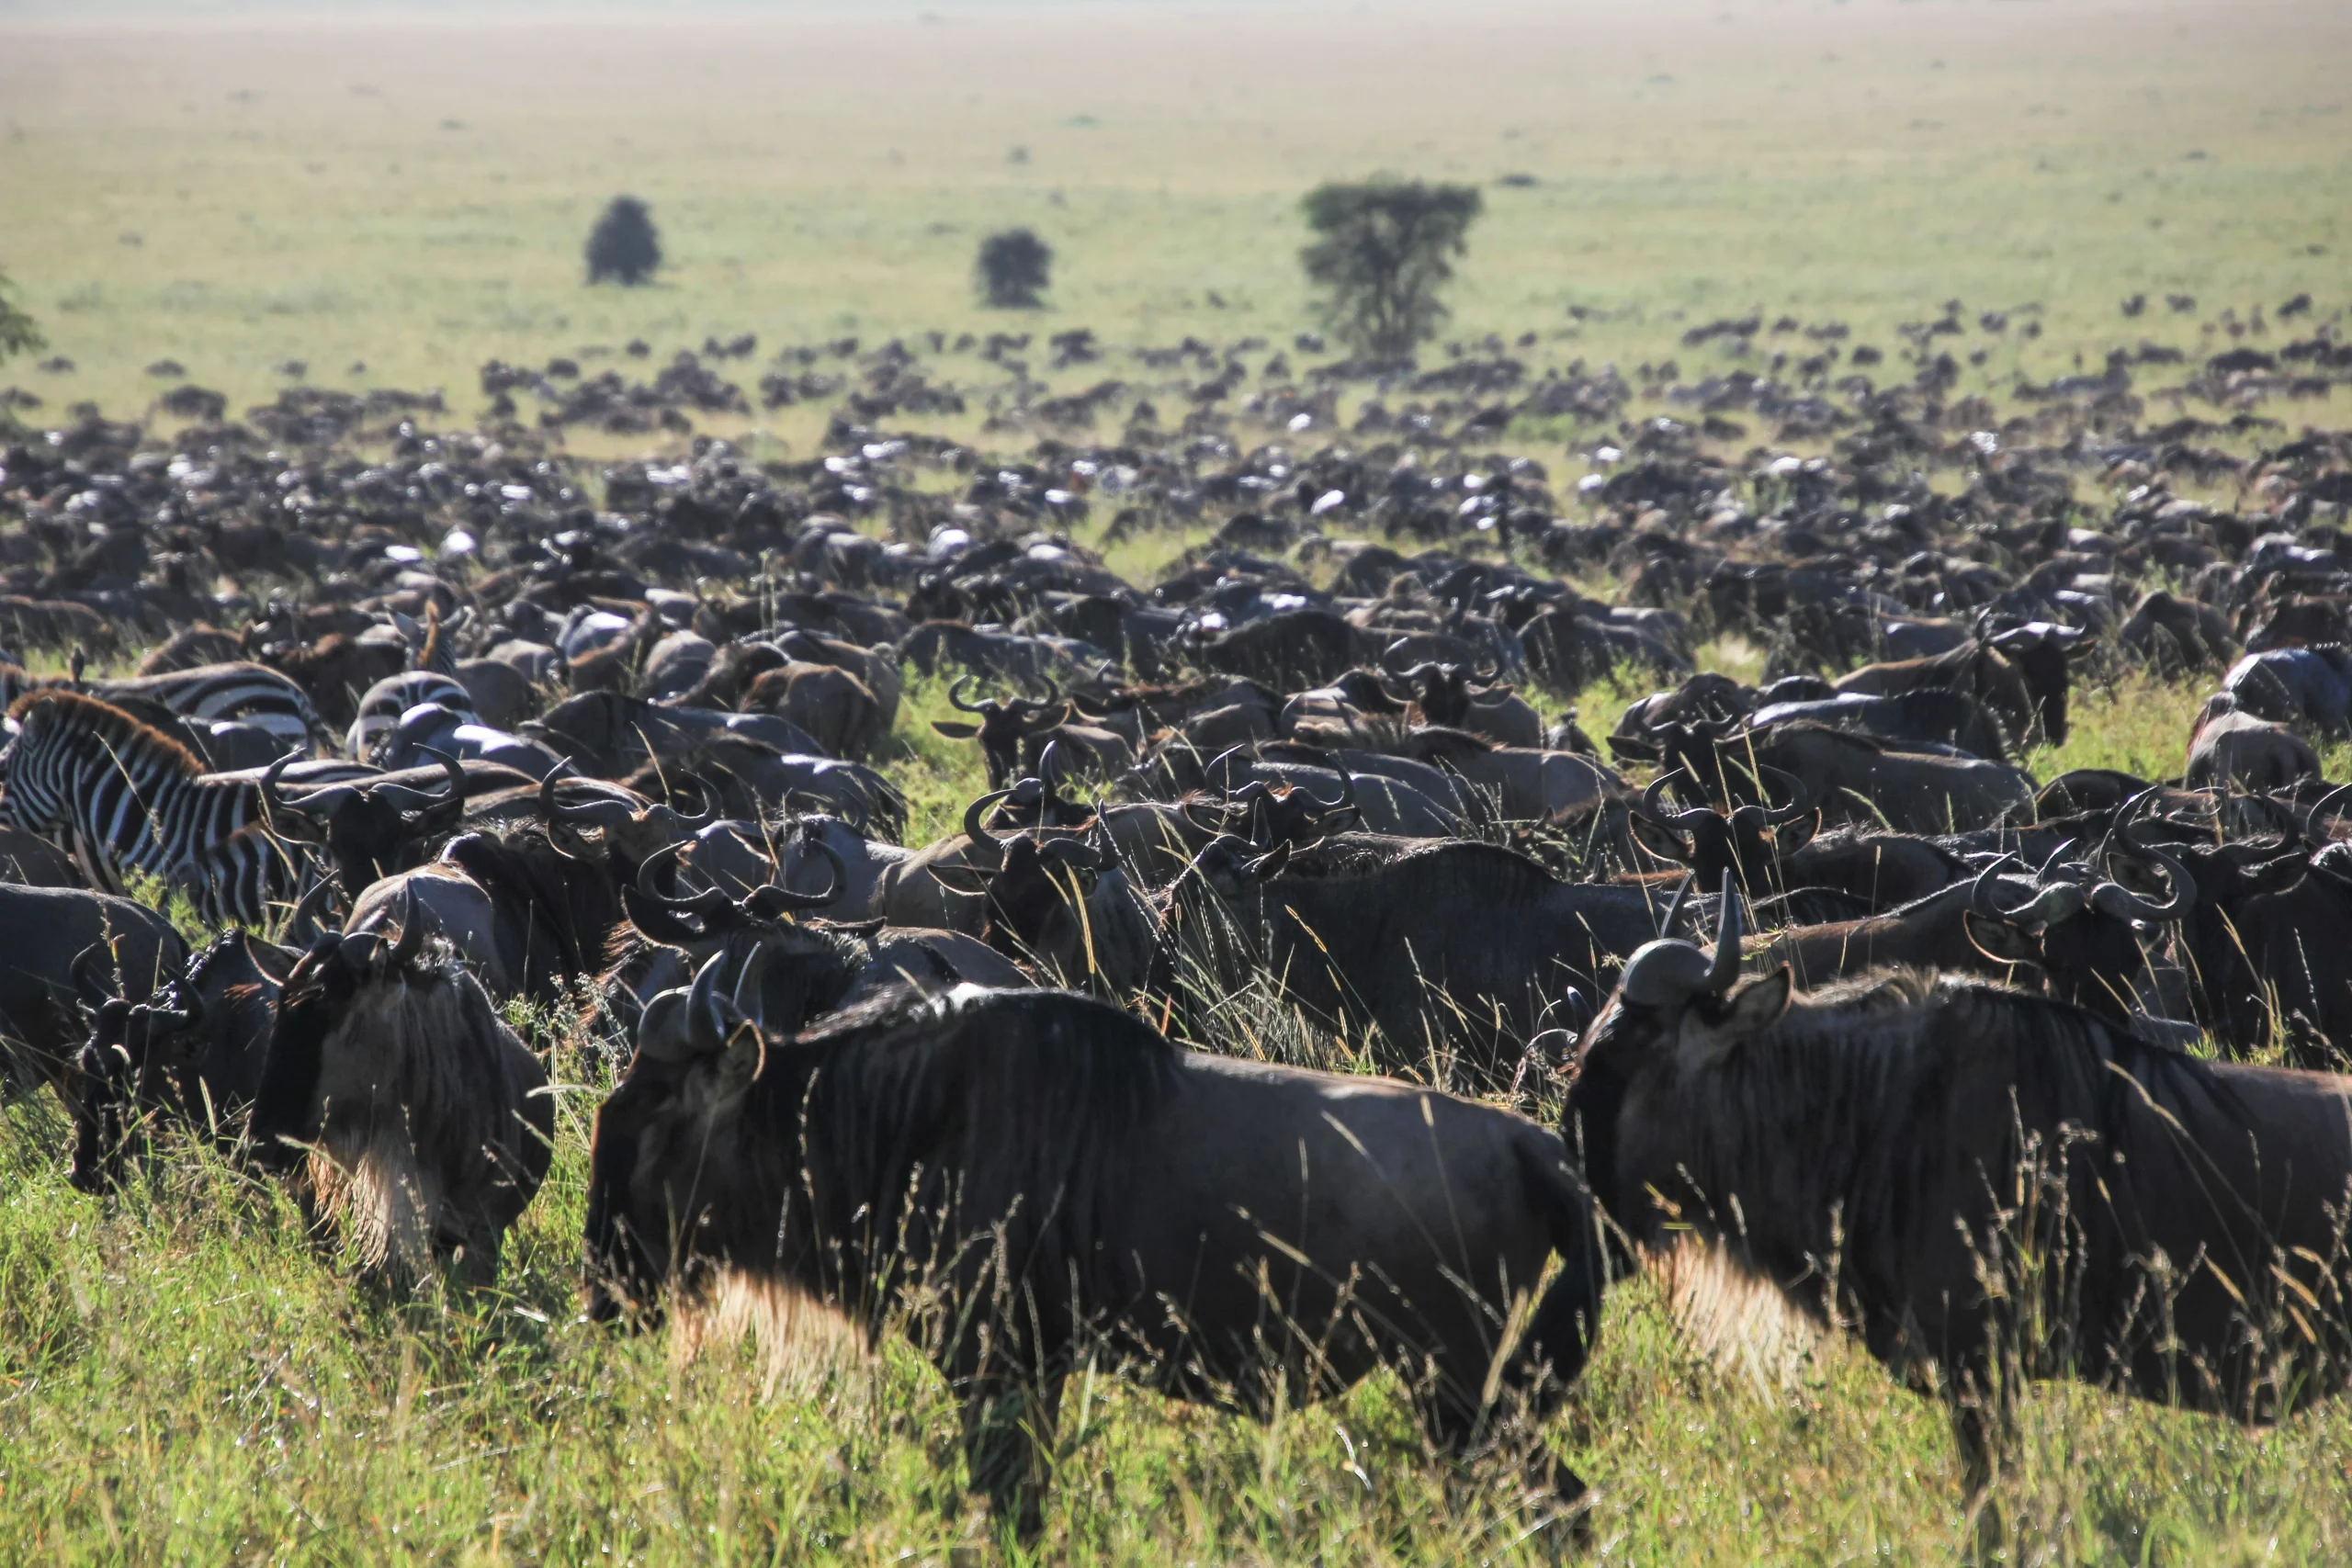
[[1630, 766, 1815, 893], [1981, 618, 2086, 745], [585, 946, 781, 1325], [538, 761, 712, 878], [261, 747, 469, 896], [1178, 761, 1357, 851], [930, 674, 1071, 789], [70, 927, 293, 1191], [1377, 640, 1500, 730], [247, 892, 432, 1173], [623, 835, 865, 1032], [1962, 824, 2193, 1019], [1568, 874, 1766, 1223]]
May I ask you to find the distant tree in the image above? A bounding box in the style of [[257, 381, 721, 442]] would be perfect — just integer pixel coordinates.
[[0, 269, 43, 367], [1299, 177, 1483, 363], [585, 197, 662, 287], [977, 228, 1053, 309]]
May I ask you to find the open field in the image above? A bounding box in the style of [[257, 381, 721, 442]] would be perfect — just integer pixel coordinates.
[[3, 0, 2348, 446], [4, 3, 2352, 1564]]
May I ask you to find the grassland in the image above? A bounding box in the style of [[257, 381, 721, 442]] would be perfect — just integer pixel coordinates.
[[2, 0, 2348, 448], [5, 2, 2352, 1562]]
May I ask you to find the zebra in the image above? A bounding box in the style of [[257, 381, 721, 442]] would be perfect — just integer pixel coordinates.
[[0, 661, 322, 751], [0, 690, 355, 927]]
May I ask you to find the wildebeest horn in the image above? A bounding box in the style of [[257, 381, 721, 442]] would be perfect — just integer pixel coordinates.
[[387, 885, 428, 969], [1707, 871, 1744, 996], [539, 761, 634, 833], [2305, 780, 2352, 841], [1758, 766, 1813, 826], [337, 930, 381, 975], [1657, 871, 1694, 939], [1972, 854, 2086, 926], [69, 943, 117, 1006], [1029, 673, 1063, 708], [2091, 840, 2197, 923], [260, 750, 309, 821], [744, 834, 847, 915], [684, 950, 729, 1057], [948, 674, 989, 714], [633, 842, 739, 920], [962, 788, 1014, 870], [374, 747, 468, 821], [1638, 770, 1713, 835]]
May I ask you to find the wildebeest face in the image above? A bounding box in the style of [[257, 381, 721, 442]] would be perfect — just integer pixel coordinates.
[[1568, 969, 1793, 1244]]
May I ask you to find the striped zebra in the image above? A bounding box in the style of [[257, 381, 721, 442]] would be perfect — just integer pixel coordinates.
[[0, 661, 322, 751], [0, 690, 350, 926]]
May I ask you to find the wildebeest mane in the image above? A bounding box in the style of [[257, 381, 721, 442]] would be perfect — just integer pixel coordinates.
[[741, 986, 1184, 1330]]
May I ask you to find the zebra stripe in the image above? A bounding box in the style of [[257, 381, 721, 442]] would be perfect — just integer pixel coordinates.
[[0, 661, 321, 749], [0, 690, 322, 926]]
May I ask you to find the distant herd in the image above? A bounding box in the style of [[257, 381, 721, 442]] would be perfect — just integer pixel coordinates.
[[4, 314, 2352, 1533]]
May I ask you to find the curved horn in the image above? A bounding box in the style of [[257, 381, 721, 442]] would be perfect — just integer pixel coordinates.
[[69, 943, 117, 1006], [961, 788, 1014, 871], [632, 841, 740, 919], [2306, 780, 2352, 841], [540, 762, 638, 832], [684, 950, 729, 1057], [2091, 841, 2197, 923], [260, 750, 311, 822], [1707, 871, 1744, 995], [387, 885, 428, 969], [1758, 766, 1813, 826], [948, 674, 989, 714], [1638, 769, 1714, 834], [1972, 855, 2086, 926], [745, 834, 848, 915], [377, 747, 469, 822]]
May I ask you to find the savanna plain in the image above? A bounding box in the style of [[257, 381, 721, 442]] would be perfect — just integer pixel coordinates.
[[2, 1, 2352, 1562]]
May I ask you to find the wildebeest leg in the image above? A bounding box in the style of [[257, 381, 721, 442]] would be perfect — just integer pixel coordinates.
[[959, 1369, 1066, 1542]]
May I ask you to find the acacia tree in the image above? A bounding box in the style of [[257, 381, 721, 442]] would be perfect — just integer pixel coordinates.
[[1299, 178, 1483, 363], [585, 197, 662, 287], [977, 228, 1053, 309], [0, 269, 42, 366]]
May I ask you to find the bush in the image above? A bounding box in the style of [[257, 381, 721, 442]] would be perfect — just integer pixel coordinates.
[[1299, 177, 1483, 364], [0, 269, 44, 366], [977, 228, 1053, 309], [585, 197, 662, 287]]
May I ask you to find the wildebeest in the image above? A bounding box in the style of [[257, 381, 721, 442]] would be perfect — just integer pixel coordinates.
[[71, 927, 297, 1190], [1834, 626, 2079, 747], [250, 897, 552, 1284], [2186, 697, 2320, 791], [586, 976, 1601, 1538], [1569, 893, 2352, 1508], [0, 886, 189, 1091], [1658, 718, 2035, 834]]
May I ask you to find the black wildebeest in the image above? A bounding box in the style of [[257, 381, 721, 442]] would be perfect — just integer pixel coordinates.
[[250, 897, 552, 1284], [1658, 718, 2034, 835], [0, 886, 190, 1091], [1569, 888, 2352, 1510], [586, 974, 1601, 1540], [1834, 624, 2081, 747], [71, 927, 297, 1191]]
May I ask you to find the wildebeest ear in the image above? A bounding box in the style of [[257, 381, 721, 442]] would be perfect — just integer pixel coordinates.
[[1962, 910, 2041, 968], [931, 720, 980, 739], [1716, 968, 1792, 1037]]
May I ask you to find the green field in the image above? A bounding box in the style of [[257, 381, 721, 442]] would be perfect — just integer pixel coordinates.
[[6, 2, 2352, 1562], [3, 0, 2347, 447]]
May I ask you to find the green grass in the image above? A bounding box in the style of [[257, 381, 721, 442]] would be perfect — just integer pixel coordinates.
[[6, 3, 2352, 1560], [1, 2, 2346, 446]]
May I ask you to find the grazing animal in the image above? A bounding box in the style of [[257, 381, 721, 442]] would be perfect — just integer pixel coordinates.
[[1569, 887, 2352, 1510], [0, 691, 341, 924], [0, 885, 189, 1090], [586, 976, 1601, 1540], [249, 899, 552, 1284]]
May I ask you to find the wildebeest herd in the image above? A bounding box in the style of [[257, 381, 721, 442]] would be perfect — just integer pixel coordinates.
[[4, 313, 2352, 1537]]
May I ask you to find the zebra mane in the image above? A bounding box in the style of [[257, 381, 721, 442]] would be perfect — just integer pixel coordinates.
[[8, 689, 207, 778]]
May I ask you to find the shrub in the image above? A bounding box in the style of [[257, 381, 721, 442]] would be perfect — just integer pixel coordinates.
[[585, 197, 662, 287], [977, 228, 1053, 309], [1299, 177, 1483, 364], [0, 268, 44, 366]]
